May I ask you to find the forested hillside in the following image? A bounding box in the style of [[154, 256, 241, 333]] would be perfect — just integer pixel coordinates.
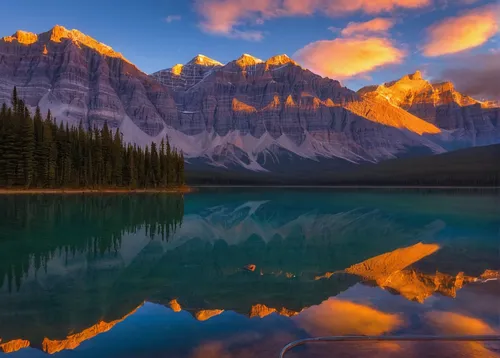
[[0, 88, 184, 189]]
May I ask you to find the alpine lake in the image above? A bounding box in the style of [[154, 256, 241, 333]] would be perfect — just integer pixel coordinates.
[[0, 188, 499, 357]]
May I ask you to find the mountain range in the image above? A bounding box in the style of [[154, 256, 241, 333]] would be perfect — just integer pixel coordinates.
[[1, 25, 498, 173]]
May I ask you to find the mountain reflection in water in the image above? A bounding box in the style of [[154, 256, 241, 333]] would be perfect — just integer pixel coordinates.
[[0, 189, 499, 357]]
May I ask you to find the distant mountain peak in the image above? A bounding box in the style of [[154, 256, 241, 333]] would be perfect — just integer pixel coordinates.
[[265, 54, 298, 68], [2, 25, 131, 64], [235, 53, 264, 67], [2, 30, 38, 45], [358, 70, 495, 113], [409, 70, 423, 81], [42, 25, 131, 63], [187, 54, 223, 67]]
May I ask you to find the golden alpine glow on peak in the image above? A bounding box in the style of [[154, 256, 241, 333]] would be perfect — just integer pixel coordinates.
[[235, 54, 264, 68], [46, 25, 131, 63], [264, 54, 298, 70], [2, 30, 38, 45]]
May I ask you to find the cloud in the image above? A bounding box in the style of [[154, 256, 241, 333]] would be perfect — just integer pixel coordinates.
[[422, 4, 499, 57], [439, 51, 500, 101], [165, 15, 182, 23], [294, 299, 403, 336], [195, 0, 430, 39], [294, 36, 406, 79], [341, 18, 395, 36]]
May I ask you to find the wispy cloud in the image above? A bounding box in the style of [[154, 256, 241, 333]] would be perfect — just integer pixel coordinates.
[[341, 18, 395, 36], [195, 0, 430, 40], [422, 4, 499, 57], [165, 15, 182, 23]]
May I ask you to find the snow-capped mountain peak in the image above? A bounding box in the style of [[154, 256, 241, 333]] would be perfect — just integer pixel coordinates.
[[187, 54, 223, 66]]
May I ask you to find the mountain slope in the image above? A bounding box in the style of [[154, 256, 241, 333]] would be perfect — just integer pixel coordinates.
[[0, 26, 481, 172], [0, 25, 178, 136], [358, 71, 500, 147], [149, 53, 444, 169]]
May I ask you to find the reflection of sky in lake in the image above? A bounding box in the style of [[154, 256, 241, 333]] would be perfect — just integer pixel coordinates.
[[0, 189, 499, 357]]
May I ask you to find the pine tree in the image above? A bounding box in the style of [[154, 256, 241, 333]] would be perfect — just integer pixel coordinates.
[[41, 112, 55, 187], [112, 128, 123, 186], [159, 139, 167, 187], [166, 139, 173, 186], [151, 142, 159, 187], [3, 107, 18, 187], [0, 103, 7, 186], [33, 106, 44, 186], [0, 90, 184, 189], [101, 121, 112, 185], [92, 126, 103, 187], [19, 102, 34, 187], [11, 86, 18, 108]]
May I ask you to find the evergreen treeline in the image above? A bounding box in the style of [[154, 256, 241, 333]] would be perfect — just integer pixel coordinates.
[[0, 88, 185, 189]]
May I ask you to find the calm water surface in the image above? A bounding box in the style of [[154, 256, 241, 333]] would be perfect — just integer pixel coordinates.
[[0, 189, 499, 357]]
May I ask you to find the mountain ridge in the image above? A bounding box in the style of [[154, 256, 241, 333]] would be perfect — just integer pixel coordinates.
[[1, 25, 498, 172]]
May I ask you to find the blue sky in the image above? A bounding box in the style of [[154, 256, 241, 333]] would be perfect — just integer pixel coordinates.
[[1, 0, 498, 96]]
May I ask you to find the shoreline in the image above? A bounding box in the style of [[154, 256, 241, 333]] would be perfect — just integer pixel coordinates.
[[0, 186, 193, 195]]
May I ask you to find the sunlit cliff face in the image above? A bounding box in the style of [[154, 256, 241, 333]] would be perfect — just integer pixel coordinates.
[[1, 25, 131, 64], [359, 71, 495, 109], [2, 30, 38, 45], [344, 97, 442, 135]]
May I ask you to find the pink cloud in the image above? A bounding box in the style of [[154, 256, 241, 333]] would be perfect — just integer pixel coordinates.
[[195, 0, 431, 40], [294, 36, 406, 79], [422, 4, 499, 57], [341, 18, 395, 36]]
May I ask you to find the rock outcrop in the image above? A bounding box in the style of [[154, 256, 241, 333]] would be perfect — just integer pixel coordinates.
[[358, 72, 500, 147]]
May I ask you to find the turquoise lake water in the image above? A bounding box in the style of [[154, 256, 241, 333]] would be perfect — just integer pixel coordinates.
[[0, 189, 499, 357]]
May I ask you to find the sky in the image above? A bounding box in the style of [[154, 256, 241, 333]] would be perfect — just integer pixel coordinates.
[[2, 0, 499, 99]]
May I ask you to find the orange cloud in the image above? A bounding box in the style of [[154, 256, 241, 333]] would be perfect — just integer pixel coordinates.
[[294, 37, 405, 79], [295, 299, 403, 336], [425, 311, 496, 335], [195, 0, 430, 39], [422, 4, 499, 57], [341, 18, 395, 36]]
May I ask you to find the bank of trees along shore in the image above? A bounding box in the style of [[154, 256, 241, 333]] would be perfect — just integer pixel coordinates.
[[0, 88, 185, 189]]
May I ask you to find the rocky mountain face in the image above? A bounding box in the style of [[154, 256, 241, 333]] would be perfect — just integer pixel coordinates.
[[0, 25, 177, 136], [0, 26, 496, 171], [358, 71, 500, 148], [149, 53, 443, 170]]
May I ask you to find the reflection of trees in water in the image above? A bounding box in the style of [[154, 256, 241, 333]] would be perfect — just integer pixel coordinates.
[[0, 194, 185, 292]]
